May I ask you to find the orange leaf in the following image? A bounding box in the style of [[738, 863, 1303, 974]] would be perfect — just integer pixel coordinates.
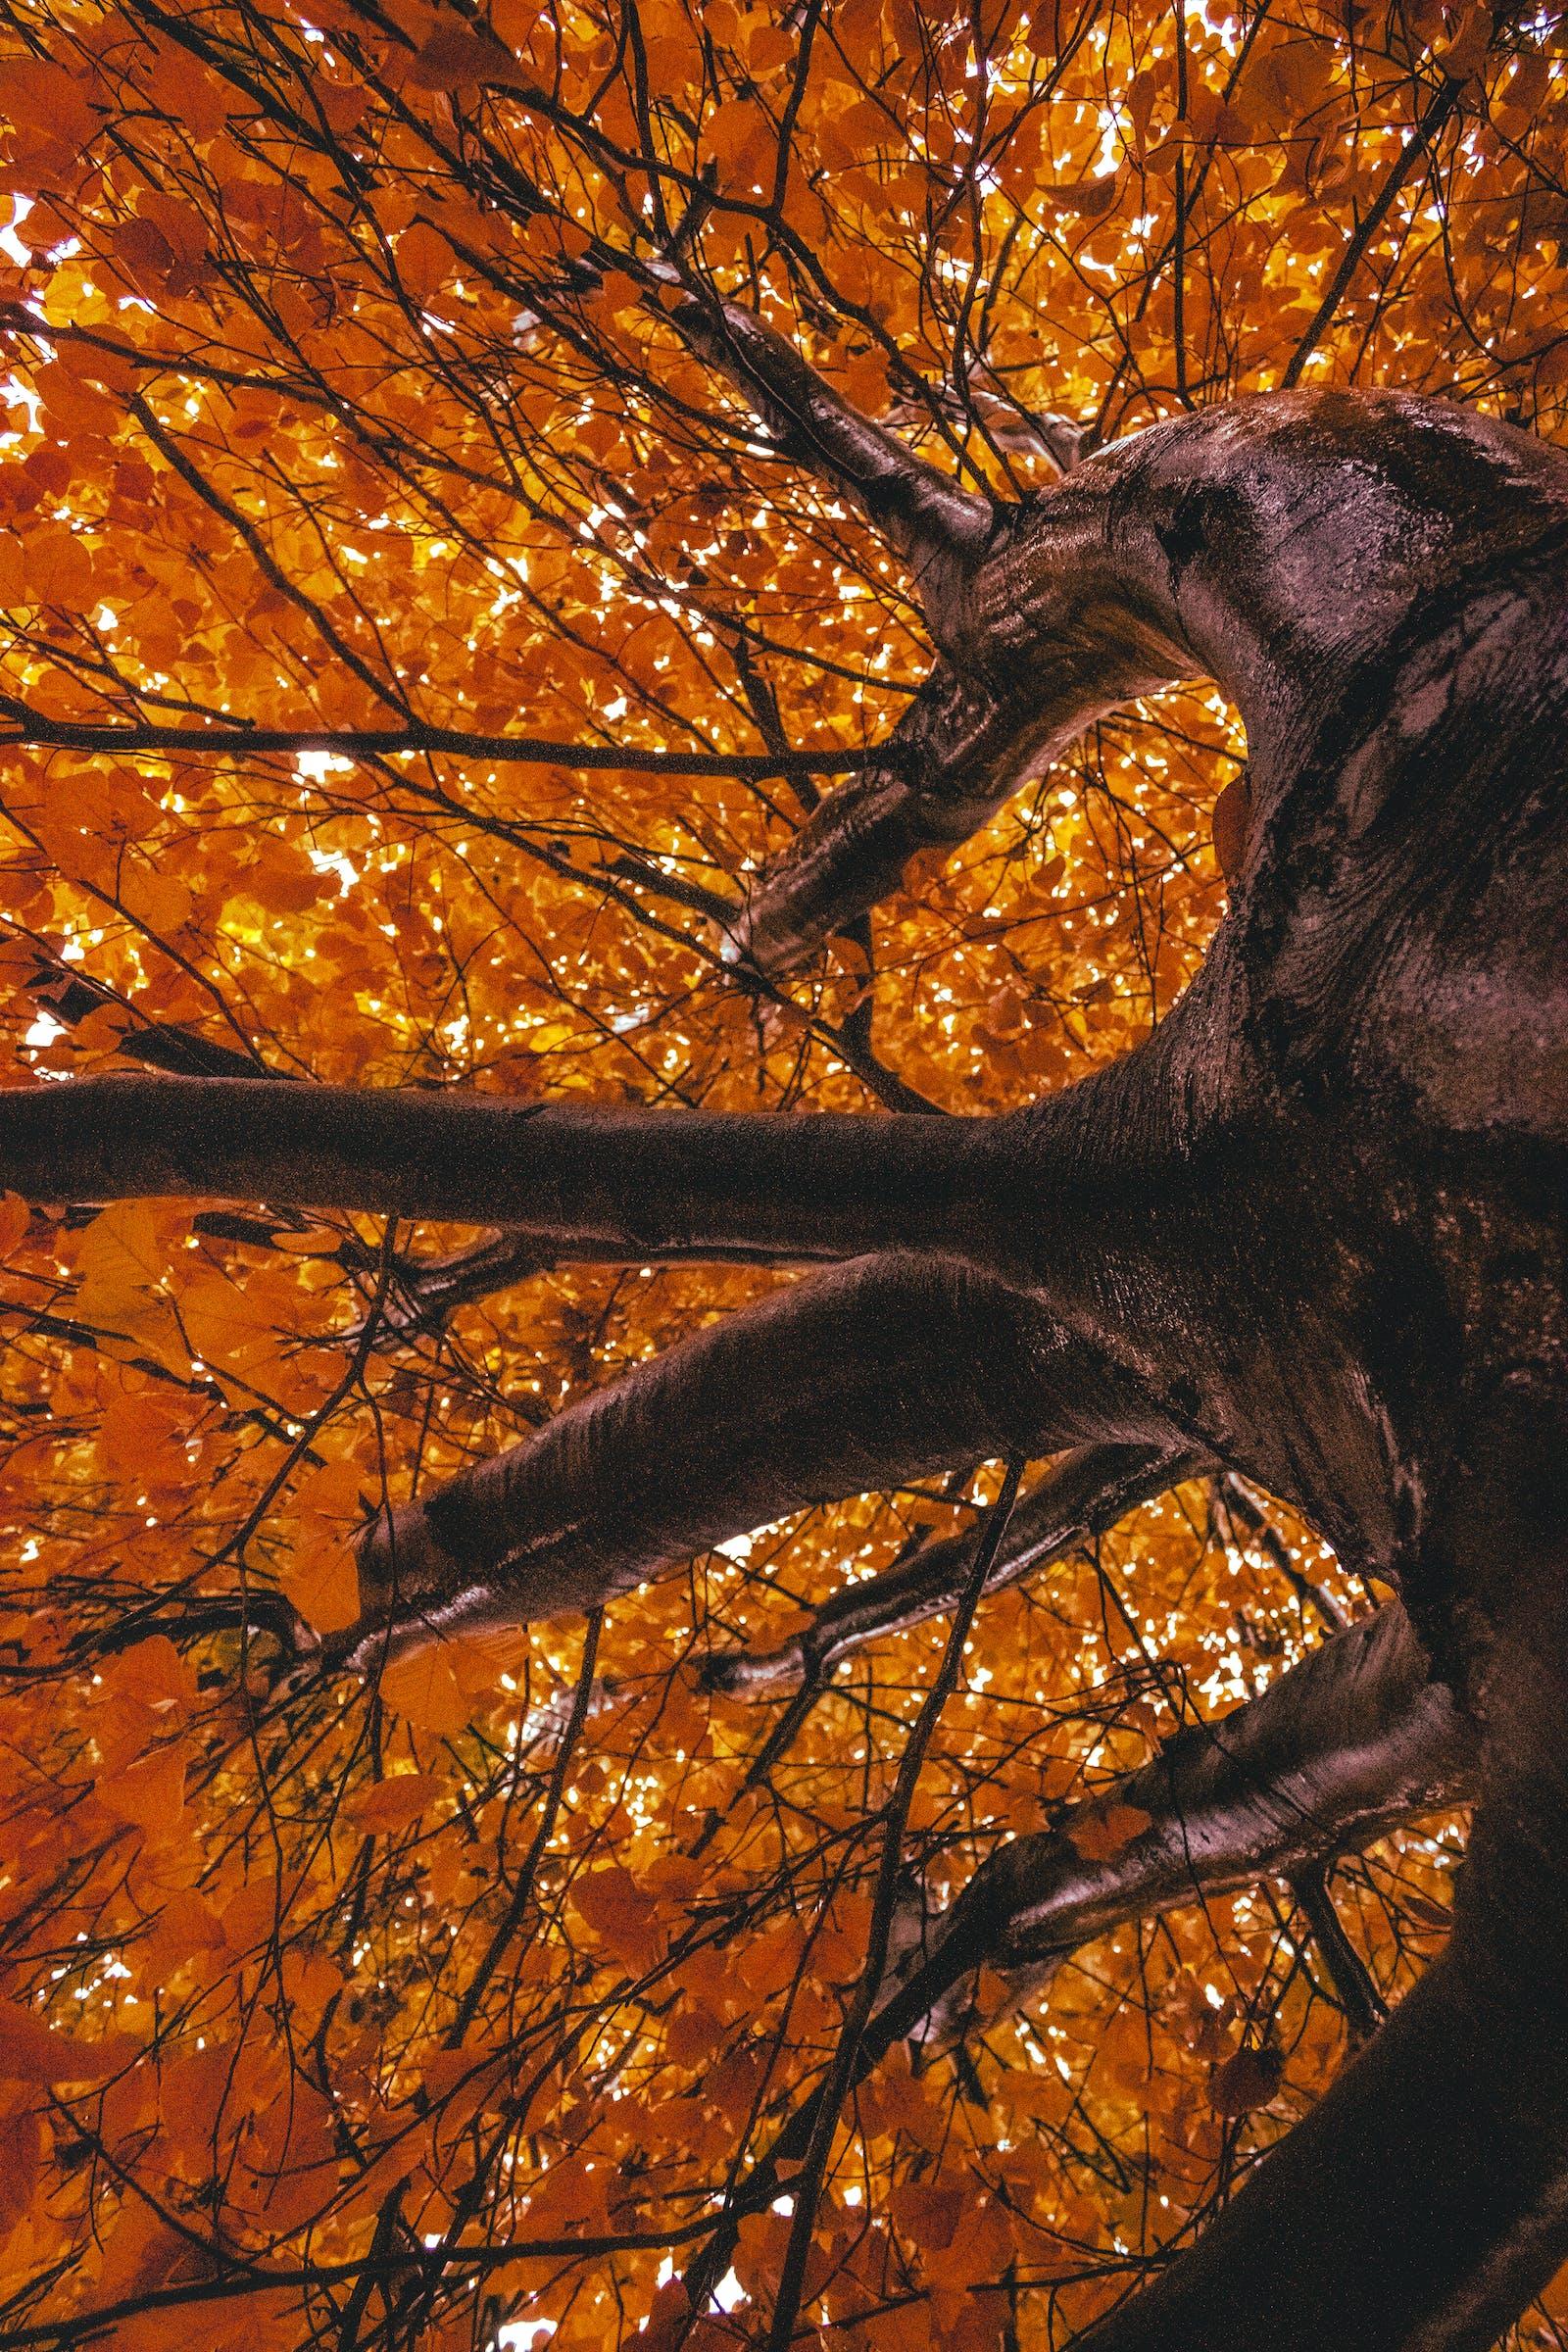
[[377, 1644, 471, 1734], [567, 1864, 663, 1969], [1066, 1801, 1153, 1862], [404, 22, 528, 92], [0, 1999, 140, 2083], [348, 1771, 446, 1834], [99, 1743, 186, 1838], [0, 2108, 41, 2241]]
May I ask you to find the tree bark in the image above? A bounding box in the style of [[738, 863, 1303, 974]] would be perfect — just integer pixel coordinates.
[[0, 1072, 1003, 1260], [678, 1602, 1478, 2314], [728, 389, 1568, 972], [347, 1253, 1167, 1662], [891, 1599, 1475, 2050]]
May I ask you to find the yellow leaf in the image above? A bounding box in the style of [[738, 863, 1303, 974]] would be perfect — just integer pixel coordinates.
[[73, 1200, 190, 1370]]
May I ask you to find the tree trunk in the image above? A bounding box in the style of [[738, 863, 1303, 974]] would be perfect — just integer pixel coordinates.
[[8, 385, 1566, 2347]]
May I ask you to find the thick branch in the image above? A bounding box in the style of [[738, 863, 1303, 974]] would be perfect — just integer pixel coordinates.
[[678, 1603, 1474, 2310], [898, 1599, 1473, 2046], [703, 1441, 1204, 1698], [347, 1252, 1161, 1663], [731, 388, 1568, 968], [1075, 1410, 1568, 2352], [0, 1075, 1005, 1261]]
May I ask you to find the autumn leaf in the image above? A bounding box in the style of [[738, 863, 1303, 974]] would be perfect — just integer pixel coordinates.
[[404, 21, 529, 92], [1066, 1801, 1154, 1861], [376, 1644, 471, 1734], [567, 1864, 664, 1971], [71, 1200, 189, 1370], [347, 1771, 446, 1834], [0, 2000, 140, 2084], [0, 2108, 41, 2243], [1211, 2043, 1285, 2119]]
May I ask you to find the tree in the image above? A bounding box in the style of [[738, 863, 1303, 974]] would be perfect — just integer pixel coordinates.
[[0, 1, 1562, 2347]]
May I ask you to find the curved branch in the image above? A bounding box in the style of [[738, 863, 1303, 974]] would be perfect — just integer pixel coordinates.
[[896, 1599, 1474, 2047], [731, 388, 1568, 969], [676, 1602, 1474, 2311], [345, 1252, 1164, 1664], [703, 1441, 1204, 1699]]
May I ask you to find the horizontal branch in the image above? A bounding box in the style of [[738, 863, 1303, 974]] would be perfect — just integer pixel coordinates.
[[0, 1075, 1004, 1259], [0, 709, 877, 780], [703, 1441, 1203, 1698]]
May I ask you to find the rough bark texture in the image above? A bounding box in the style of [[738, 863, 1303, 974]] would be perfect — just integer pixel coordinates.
[[7, 384, 1566, 2347], [349, 1254, 1160, 1664]]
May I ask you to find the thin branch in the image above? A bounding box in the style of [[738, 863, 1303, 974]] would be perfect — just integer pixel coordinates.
[[760, 1458, 1025, 2352], [1215, 1474, 1347, 1634], [703, 1442, 1204, 1698], [1280, 77, 1462, 390], [0, 708, 878, 781], [1288, 1861, 1387, 2047]]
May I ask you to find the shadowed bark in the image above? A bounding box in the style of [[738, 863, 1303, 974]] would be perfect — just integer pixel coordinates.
[[897, 1600, 1475, 2048], [676, 1601, 1478, 2316], [0, 1073, 1004, 1258]]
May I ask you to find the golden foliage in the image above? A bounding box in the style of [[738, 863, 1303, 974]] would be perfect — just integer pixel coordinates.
[[0, 0, 1559, 2343]]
